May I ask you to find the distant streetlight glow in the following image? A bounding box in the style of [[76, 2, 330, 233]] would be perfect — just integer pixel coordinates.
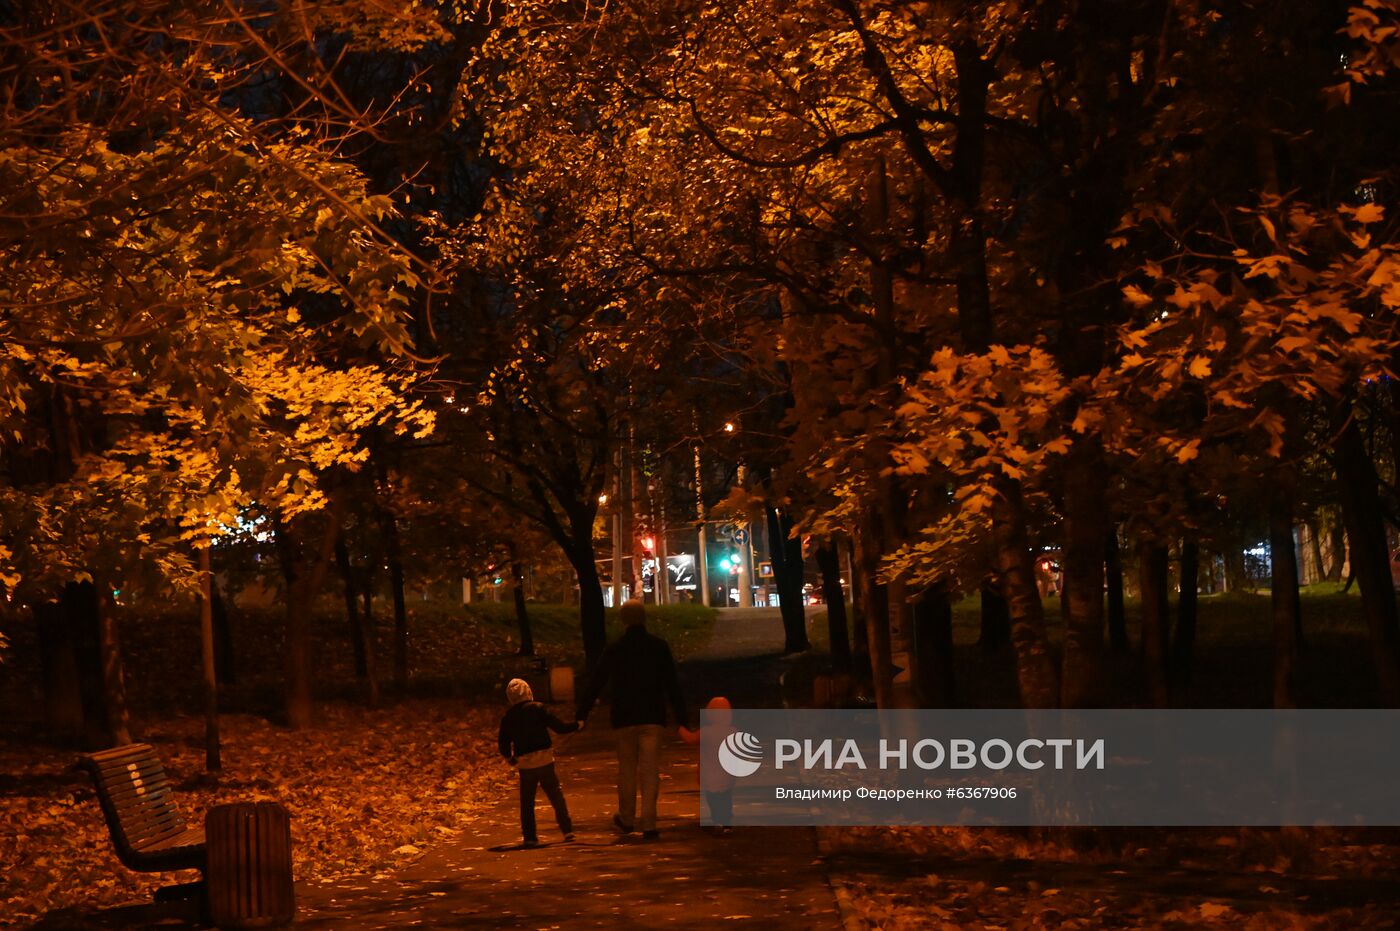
[[724, 422, 735, 433]]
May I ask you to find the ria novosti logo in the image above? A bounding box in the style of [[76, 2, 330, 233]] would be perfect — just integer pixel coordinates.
[[717, 732, 764, 777], [714, 732, 1107, 779]]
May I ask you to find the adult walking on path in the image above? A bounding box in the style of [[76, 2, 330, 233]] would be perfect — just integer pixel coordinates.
[[575, 599, 689, 840]]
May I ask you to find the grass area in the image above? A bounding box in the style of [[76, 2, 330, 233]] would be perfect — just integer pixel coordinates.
[[804, 584, 1389, 708]]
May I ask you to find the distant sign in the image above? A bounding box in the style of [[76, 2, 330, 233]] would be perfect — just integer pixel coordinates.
[[758, 561, 774, 579], [667, 553, 696, 591], [733, 528, 750, 546]]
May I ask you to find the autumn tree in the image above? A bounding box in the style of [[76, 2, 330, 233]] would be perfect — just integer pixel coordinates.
[[0, 0, 444, 738]]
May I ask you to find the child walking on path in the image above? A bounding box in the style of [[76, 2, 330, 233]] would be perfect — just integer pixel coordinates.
[[680, 695, 736, 831], [498, 678, 579, 847]]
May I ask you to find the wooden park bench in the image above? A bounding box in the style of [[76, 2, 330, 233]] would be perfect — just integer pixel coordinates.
[[78, 743, 295, 928], [77, 743, 207, 876]]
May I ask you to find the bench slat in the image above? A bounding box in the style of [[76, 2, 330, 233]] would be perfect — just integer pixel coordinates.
[[122, 814, 186, 846], [93, 766, 170, 792], [104, 780, 175, 807]]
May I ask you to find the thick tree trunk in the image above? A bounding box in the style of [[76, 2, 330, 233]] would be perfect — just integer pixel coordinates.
[[566, 531, 608, 668], [1137, 539, 1171, 708], [766, 505, 810, 654], [1269, 486, 1300, 709], [511, 558, 534, 656], [978, 580, 1011, 652], [334, 539, 367, 678], [278, 510, 343, 729], [36, 600, 83, 741], [1334, 415, 1400, 705], [59, 582, 131, 748], [913, 585, 955, 707], [815, 542, 852, 673], [1173, 540, 1200, 687], [1224, 546, 1248, 593], [991, 480, 1059, 709], [1105, 528, 1128, 651], [1061, 440, 1106, 707]]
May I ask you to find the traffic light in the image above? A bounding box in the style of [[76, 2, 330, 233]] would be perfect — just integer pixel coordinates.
[[640, 535, 655, 560]]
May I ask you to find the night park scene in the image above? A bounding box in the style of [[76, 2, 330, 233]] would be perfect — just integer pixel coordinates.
[[6, 1, 1400, 928]]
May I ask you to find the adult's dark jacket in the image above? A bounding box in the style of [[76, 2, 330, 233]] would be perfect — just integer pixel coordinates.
[[576, 625, 687, 728], [498, 701, 578, 760]]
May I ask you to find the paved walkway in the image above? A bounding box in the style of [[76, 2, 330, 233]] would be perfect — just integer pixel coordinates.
[[297, 607, 840, 929]]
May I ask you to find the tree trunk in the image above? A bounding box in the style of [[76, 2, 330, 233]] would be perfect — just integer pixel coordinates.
[[856, 522, 894, 710], [1105, 528, 1128, 651], [991, 479, 1058, 708], [1173, 540, 1199, 687], [95, 588, 131, 747], [848, 536, 871, 685], [978, 580, 1011, 652], [566, 532, 608, 668], [1326, 514, 1347, 583], [815, 542, 852, 674], [380, 505, 409, 692], [277, 509, 343, 729], [511, 558, 534, 656], [334, 538, 367, 679], [359, 567, 381, 707], [1334, 414, 1400, 705], [766, 505, 810, 654], [36, 599, 83, 742], [913, 584, 955, 707], [1270, 485, 1300, 709], [200, 546, 221, 773], [56, 582, 131, 749], [1061, 440, 1106, 707], [1137, 539, 1171, 708], [1305, 519, 1326, 587], [1224, 546, 1248, 593], [210, 573, 236, 686]]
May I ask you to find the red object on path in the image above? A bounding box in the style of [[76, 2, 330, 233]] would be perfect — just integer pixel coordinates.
[[680, 696, 736, 792]]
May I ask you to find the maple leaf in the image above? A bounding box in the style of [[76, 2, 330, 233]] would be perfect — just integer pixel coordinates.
[[1353, 203, 1385, 224]]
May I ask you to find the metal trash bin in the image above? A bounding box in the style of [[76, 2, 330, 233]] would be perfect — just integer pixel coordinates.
[[205, 801, 295, 928]]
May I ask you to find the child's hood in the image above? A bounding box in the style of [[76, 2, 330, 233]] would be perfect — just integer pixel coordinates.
[[506, 677, 534, 705]]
